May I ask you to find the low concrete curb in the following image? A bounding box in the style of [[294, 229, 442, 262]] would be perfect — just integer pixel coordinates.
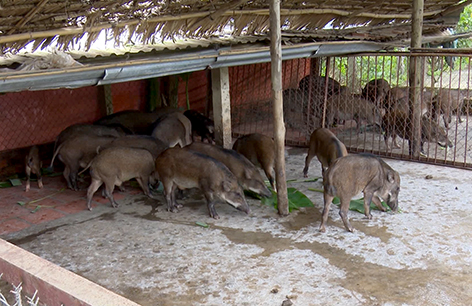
[[0, 239, 140, 306]]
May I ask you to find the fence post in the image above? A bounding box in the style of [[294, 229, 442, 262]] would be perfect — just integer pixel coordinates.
[[98, 84, 113, 116], [211, 67, 232, 149], [408, 0, 424, 157], [270, 0, 289, 216]]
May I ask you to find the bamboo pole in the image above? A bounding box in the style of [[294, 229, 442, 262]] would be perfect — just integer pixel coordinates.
[[269, 0, 289, 216], [408, 0, 424, 158]]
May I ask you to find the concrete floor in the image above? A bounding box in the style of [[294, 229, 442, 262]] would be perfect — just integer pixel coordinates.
[[1, 148, 472, 306]]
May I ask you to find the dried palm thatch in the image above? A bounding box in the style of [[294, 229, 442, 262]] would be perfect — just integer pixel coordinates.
[[0, 0, 470, 52]]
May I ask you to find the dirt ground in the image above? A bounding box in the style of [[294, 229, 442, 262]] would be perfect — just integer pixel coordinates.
[[3, 147, 472, 306]]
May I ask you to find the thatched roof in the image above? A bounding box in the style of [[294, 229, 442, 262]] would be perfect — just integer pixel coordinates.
[[0, 0, 470, 53]]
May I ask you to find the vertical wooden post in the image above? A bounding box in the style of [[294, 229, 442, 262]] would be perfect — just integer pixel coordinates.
[[211, 67, 232, 149], [408, 0, 424, 157], [98, 84, 113, 116], [147, 78, 161, 112], [269, 0, 289, 216]]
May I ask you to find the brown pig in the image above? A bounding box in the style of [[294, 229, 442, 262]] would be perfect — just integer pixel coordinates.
[[52, 123, 127, 164], [326, 93, 384, 130], [302, 128, 348, 178], [382, 110, 453, 153], [432, 88, 468, 129], [154, 147, 250, 219], [94, 108, 178, 134], [100, 135, 168, 159], [25, 146, 43, 192], [187, 142, 272, 198], [83, 147, 157, 210], [232, 133, 276, 190], [362, 78, 391, 107], [50, 135, 117, 190], [320, 154, 401, 233], [151, 112, 192, 148]]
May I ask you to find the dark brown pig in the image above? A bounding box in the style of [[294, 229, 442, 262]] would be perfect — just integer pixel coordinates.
[[100, 135, 168, 159], [320, 154, 401, 232], [298, 75, 342, 97], [232, 133, 276, 190], [432, 88, 468, 128], [302, 128, 348, 178], [385, 87, 432, 115], [326, 93, 384, 130], [154, 147, 249, 219], [382, 110, 453, 153], [362, 78, 390, 107], [25, 146, 43, 192], [94, 107, 178, 134], [151, 112, 192, 148], [52, 123, 127, 164], [83, 147, 157, 210], [187, 142, 272, 198], [183, 110, 215, 143], [50, 135, 117, 190]]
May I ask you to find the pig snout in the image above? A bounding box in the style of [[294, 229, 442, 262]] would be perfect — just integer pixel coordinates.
[[248, 181, 272, 198], [386, 194, 399, 211], [225, 191, 250, 214]]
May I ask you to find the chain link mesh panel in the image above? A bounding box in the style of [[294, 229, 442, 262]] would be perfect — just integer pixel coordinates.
[[231, 54, 472, 169]]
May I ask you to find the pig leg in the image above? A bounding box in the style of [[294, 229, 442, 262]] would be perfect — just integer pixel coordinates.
[[303, 147, 316, 178], [339, 197, 354, 232], [362, 192, 374, 220], [371, 196, 386, 212], [319, 193, 334, 233], [204, 193, 220, 220], [25, 165, 31, 192], [36, 170, 43, 189], [69, 163, 80, 191], [86, 178, 103, 210], [63, 166, 74, 190], [163, 181, 179, 212], [136, 176, 158, 200], [104, 182, 118, 208]]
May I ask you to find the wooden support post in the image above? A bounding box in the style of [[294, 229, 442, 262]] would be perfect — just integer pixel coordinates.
[[169, 75, 179, 109], [408, 0, 424, 157], [98, 84, 113, 116], [211, 67, 232, 148], [270, 0, 289, 216], [147, 78, 161, 112]]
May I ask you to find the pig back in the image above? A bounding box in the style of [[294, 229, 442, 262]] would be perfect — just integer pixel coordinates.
[[324, 154, 390, 197], [232, 133, 275, 166], [155, 147, 237, 187], [91, 147, 155, 179], [103, 135, 168, 159], [151, 112, 192, 148]]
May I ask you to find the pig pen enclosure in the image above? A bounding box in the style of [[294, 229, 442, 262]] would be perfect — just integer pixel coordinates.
[[2, 51, 472, 305], [231, 51, 472, 170]]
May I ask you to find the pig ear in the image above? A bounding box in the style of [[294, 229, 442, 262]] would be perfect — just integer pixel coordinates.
[[387, 171, 395, 183], [244, 168, 252, 179], [222, 180, 231, 192]]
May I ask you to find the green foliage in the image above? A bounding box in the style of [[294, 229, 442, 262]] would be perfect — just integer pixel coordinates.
[[246, 187, 314, 212], [457, 5, 472, 49]]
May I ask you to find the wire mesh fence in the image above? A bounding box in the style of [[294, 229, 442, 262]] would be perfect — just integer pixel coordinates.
[[231, 52, 472, 169]]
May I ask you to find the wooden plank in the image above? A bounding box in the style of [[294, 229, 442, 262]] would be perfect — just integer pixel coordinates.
[[270, 0, 289, 216], [211, 67, 232, 148]]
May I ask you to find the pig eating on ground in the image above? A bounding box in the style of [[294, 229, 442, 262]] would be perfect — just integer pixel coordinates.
[[154, 147, 249, 219], [232, 133, 276, 190], [320, 154, 401, 233], [187, 142, 272, 198]]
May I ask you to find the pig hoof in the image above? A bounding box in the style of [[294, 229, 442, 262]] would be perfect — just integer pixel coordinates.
[[212, 215, 220, 220], [319, 227, 326, 233], [175, 203, 183, 209]]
